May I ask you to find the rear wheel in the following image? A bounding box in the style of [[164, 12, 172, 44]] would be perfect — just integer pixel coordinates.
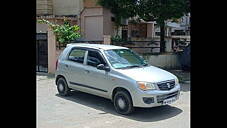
[[57, 77, 70, 96], [113, 90, 134, 115]]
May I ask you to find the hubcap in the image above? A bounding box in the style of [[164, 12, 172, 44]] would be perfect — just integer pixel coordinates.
[[58, 83, 64, 92], [117, 98, 126, 109]]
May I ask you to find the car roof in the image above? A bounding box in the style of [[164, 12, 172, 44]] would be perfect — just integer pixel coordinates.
[[67, 43, 128, 50]]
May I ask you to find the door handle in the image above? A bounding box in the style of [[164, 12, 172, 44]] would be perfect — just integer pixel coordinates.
[[84, 70, 90, 74]]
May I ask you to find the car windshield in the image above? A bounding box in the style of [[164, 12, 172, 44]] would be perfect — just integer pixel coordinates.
[[104, 49, 148, 69]]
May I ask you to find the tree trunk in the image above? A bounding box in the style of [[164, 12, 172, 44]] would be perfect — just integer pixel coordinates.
[[116, 25, 120, 36], [160, 20, 165, 53]]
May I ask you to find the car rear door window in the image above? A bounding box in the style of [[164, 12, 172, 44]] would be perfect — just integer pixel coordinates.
[[68, 48, 86, 64]]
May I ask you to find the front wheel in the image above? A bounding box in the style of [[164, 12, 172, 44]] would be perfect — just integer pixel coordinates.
[[113, 90, 134, 115]]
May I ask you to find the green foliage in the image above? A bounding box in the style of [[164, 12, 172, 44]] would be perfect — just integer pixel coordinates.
[[111, 35, 122, 42], [98, 0, 137, 35], [37, 19, 81, 44], [137, 0, 190, 24], [136, 0, 190, 53], [111, 35, 127, 45], [98, 0, 190, 26]]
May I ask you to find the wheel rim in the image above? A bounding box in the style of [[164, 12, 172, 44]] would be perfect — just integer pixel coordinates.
[[117, 97, 126, 109], [58, 83, 64, 92]]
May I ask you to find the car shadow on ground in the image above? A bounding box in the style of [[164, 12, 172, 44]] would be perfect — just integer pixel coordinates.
[[56, 90, 183, 122]]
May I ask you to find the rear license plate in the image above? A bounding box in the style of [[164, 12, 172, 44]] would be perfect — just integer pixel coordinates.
[[163, 97, 176, 105]]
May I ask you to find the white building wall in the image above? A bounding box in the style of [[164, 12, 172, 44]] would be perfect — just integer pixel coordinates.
[[53, 0, 83, 15], [143, 54, 181, 69]]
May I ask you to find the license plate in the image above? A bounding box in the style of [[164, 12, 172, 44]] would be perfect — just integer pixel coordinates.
[[163, 97, 176, 105]]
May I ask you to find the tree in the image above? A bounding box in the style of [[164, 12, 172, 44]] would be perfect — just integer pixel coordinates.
[[137, 0, 190, 53], [97, 0, 190, 53], [98, 0, 137, 36], [37, 19, 81, 46]]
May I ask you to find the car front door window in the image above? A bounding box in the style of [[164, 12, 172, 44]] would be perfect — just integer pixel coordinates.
[[87, 50, 106, 67]]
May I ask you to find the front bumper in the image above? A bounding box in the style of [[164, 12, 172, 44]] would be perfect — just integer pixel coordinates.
[[132, 84, 180, 108]]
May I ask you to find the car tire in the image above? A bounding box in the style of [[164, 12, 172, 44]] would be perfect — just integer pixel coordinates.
[[113, 90, 134, 115], [57, 77, 70, 96]]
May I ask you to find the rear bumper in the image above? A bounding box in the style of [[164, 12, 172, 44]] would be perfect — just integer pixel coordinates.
[[132, 84, 180, 108]]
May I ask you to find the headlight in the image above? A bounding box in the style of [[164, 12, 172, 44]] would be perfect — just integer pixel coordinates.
[[137, 81, 156, 91], [175, 78, 179, 85]]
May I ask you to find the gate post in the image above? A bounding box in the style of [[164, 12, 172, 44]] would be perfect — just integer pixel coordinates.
[[47, 26, 56, 74], [103, 35, 111, 45]]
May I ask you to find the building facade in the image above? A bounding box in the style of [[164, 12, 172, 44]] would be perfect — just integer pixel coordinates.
[[36, 0, 190, 73]]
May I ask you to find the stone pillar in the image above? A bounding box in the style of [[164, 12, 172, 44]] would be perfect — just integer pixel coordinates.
[[165, 37, 173, 52], [103, 35, 111, 45], [47, 26, 56, 74]]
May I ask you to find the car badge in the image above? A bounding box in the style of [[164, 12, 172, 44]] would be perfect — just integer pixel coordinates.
[[167, 83, 171, 88]]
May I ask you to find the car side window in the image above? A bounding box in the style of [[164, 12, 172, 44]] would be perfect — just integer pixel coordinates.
[[87, 50, 106, 67], [68, 48, 86, 64]]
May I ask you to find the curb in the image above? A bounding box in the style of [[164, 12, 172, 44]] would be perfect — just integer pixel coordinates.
[[36, 72, 55, 78], [180, 81, 190, 84]]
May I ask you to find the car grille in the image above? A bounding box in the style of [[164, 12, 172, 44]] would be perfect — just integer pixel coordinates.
[[157, 91, 179, 103], [157, 80, 175, 90]]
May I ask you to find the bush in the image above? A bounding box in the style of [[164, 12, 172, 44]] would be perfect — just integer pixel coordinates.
[[37, 19, 81, 45]]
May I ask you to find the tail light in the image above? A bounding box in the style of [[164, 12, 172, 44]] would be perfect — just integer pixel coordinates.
[[56, 59, 58, 70]]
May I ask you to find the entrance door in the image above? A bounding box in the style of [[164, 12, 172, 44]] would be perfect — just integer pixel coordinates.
[[36, 33, 48, 72], [84, 16, 103, 40]]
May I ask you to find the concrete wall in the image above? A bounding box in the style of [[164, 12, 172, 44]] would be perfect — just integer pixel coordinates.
[[37, 0, 53, 15], [84, 0, 101, 8], [150, 37, 173, 53], [53, 0, 83, 15], [143, 54, 181, 69], [103, 8, 113, 36], [80, 0, 113, 41], [81, 7, 103, 16], [37, 0, 83, 16], [36, 23, 48, 33]]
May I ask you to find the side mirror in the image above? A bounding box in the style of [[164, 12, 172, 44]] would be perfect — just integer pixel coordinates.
[[144, 60, 148, 64], [97, 64, 110, 72]]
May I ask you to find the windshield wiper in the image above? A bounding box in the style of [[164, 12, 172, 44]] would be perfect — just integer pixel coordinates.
[[142, 63, 148, 66], [128, 65, 141, 68]]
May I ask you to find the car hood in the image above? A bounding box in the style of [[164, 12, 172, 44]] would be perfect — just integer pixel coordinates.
[[116, 66, 177, 83]]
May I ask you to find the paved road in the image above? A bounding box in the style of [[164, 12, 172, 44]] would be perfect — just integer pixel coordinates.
[[37, 75, 190, 128]]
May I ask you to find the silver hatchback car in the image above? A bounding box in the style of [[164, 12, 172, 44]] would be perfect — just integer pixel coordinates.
[[55, 43, 180, 114]]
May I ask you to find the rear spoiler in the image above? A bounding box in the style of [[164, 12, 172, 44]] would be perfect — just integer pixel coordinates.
[[66, 43, 72, 47]]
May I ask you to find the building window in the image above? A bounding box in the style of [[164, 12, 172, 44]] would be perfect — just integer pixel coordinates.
[[111, 17, 115, 22], [171, 30, 186, 36], [155, 32, 160, 36]]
